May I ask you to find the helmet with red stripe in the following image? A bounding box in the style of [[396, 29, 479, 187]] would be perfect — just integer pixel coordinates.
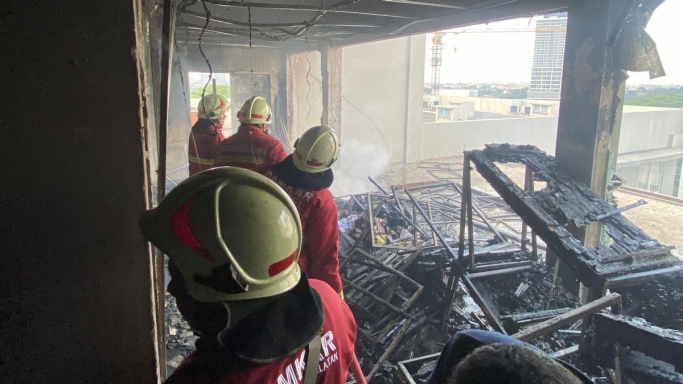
[[293, 125, 341, 173], [139, 167, 302, 302], [237, 96, 272, 125], [197, 94, 230, 120]]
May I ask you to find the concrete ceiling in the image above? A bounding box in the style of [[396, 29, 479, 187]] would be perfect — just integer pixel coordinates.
[[176, 0, 568, 50]]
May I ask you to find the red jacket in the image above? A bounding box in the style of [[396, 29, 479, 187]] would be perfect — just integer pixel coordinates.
[[188, 120, 225, 176], [261, 158, 342, 293], [165, 280, 357, 384], [215, 124, 287, 172]]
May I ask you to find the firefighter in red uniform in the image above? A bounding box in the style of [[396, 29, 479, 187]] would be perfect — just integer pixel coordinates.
[[215, 96, 287, 172], [188, 93, 230, 176], [261, 125, 343, 296], [140, 168, 364, 384]]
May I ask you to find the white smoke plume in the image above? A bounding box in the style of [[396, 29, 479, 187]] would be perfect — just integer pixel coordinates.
[[331, 138, 391, 196]]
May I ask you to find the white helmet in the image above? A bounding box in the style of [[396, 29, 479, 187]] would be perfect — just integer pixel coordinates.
[[139, 167, 303, 302], [293, 125, 341, 173], [237, 96, 272, 125], [197, 94, 230, 120]]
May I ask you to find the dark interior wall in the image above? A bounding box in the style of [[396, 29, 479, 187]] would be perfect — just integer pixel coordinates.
[[0, 0, 158, 382]]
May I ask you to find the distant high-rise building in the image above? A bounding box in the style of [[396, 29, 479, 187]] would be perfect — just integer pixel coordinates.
[[528, 13, 567, 100]]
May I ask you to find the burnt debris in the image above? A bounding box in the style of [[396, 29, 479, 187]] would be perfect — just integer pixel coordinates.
[[468, 144, 682, 288], [337, 146, 683, 383]]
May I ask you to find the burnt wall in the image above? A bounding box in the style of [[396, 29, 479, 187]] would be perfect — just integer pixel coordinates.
[[0, 0, 158, 382]]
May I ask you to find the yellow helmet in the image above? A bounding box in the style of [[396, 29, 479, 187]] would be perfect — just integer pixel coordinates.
[[197, 94, 230, 120], [293, 125, 341, 173], [237, 96, 272, 125], [139, 167, 303, 302]]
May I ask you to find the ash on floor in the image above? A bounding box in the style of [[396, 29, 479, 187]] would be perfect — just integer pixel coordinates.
[[165, 293, 196, 376]]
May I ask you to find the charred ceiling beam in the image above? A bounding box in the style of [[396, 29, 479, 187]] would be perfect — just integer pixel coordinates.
[[179, 9, 383, 28], [330, 0, 567, 47], [184, 28, 348, 45], [204, 0, 422, 19], [380, 0, 467, 9], [182, 24, 289, 41]]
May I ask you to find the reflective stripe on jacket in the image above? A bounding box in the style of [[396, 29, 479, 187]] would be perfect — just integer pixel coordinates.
[[188, 122, 225, 176], [215, 124, 287, 172]]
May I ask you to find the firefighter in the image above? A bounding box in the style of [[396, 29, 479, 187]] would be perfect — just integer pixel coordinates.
[[140, 167, 362, 384], [188, 93, 230, 176], [261, 125, 343, 296], [215, 96, 287, 172], [427, 330, 591, 384]]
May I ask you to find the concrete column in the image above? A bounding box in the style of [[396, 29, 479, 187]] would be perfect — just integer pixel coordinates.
[[554, 0, 632, 302], [404, 34, 427, 163], [320, 42, 330, 126], [319, 42, 343, 134], [0, 0, 160, 381]]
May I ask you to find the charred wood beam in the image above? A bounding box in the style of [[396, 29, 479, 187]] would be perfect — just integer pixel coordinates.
[[550, 345, 579, 359], [397, 353, 441, 384], [466, 265, 532, 280], [500, 307, 572, 324], [470, 260, 532, 273], [605, 265, 683, 289], [502, 307, 572, 334], [366, 318, 414, 382], [468, 149, 604, 287], [623, 351, 683, 384], [599, 246, 675, 264], [461, 275, 507, 335], [594, 313, 683, 372], [467, 146, 678, 287], [512, 293, 622, 342]]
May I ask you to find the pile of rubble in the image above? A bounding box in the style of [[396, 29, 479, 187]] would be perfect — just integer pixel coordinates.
[[336, 177, 580, 383], [338, 146, 683, 383]]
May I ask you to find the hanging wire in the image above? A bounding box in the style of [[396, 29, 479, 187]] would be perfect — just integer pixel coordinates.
[[183, 23, 190, 47], [248, 6, 254, 73], [198, 0, 214, 101], [304, 28, 313, 121], [173, 35, 192, 125], [197, 0, 220, 134]]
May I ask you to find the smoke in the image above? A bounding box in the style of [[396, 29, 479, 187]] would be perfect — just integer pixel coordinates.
[[331, 138, 391, 196]]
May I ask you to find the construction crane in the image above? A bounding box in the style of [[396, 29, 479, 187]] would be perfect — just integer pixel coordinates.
[[429, 25, 566, 95], [430, 32, 445, 96]]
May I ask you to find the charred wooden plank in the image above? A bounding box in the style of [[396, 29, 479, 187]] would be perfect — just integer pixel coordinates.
[[623, 351, 683, 384], [605, 266, 683, 289], [467, 144, 678, 287], [594, 313, 683, 372], [467, 265, 532, 280], [512, 293, 622, 341]]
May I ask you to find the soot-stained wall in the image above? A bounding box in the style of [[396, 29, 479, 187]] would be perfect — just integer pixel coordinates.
[[0, 0, 159, 382]]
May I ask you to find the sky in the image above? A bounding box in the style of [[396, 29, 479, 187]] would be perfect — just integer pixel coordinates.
[[424, 0, 683, 86]]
